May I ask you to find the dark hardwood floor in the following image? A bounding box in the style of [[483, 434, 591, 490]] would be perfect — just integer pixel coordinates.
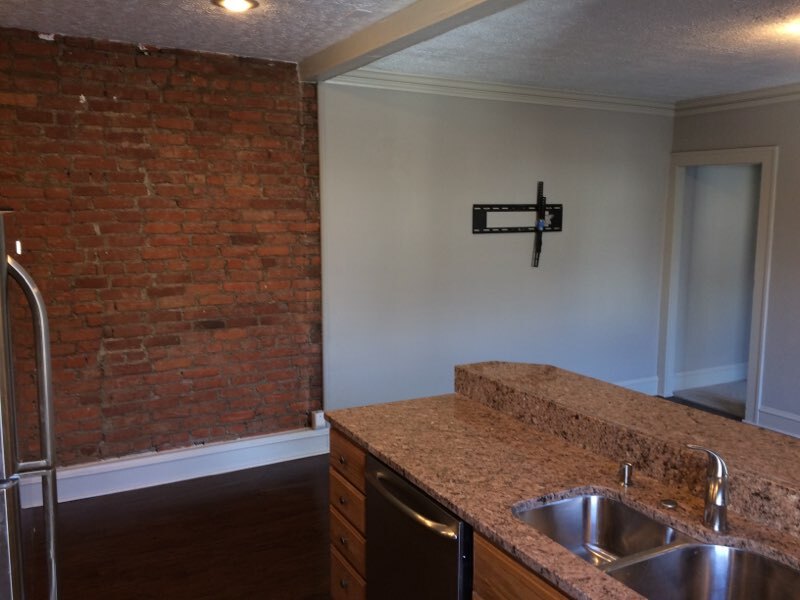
[[663, 395, 742, 421], [22, 455, 330, 600]]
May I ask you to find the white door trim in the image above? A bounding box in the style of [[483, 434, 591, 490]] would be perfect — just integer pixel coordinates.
[[657, 146, 778, 425]]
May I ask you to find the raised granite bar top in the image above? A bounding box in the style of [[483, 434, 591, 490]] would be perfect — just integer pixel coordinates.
[[326, 362, 800, 600]]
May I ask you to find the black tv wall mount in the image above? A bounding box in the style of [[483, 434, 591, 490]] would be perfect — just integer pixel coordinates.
[[472, 181, 562, 267]]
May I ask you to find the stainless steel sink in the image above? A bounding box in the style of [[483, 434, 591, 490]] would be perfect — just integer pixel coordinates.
[[515, 493, 800, 599], [513, 494, 690, 566], [606, 543, 800, 600]]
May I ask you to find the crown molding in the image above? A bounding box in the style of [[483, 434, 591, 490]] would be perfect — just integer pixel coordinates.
[[327, 69, 675, 116], [676, 82, 800, 116]]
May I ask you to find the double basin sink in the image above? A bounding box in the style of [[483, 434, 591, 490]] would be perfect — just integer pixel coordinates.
[[514, 494, 800, 599]]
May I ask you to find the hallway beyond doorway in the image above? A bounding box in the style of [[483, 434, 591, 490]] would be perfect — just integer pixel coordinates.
[[671, 380, 746, 420]]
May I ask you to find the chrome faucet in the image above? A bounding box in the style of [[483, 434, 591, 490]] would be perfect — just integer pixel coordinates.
[[687, 444, 729, 533]]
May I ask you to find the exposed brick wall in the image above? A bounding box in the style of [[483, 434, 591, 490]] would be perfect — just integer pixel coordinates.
[[0, 28, 321, 466]]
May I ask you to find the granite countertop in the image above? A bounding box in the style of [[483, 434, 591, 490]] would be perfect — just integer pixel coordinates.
[[326, 362, 800, 600]]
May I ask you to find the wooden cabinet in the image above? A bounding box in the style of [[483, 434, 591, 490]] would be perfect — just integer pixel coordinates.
[[329, 469, 365, 532], [330, 427, 365, 491], [473, 533, 568, 600], [330, 508, 366, 578], [331, 546, 366, 600], [329, 429, 367, 599]]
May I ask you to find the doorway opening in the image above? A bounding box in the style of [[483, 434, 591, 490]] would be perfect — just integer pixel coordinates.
[[672, 164, 759, 419], [658, 148, 777, 424]]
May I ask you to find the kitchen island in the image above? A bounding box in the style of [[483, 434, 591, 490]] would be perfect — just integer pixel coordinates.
[[327, 362, 800, 599]]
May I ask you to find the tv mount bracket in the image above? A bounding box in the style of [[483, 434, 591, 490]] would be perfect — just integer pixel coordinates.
[[472, 181, 562, 267]]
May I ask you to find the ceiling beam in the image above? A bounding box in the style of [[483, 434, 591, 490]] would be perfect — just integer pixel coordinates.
[[298, 0, 525, 82]]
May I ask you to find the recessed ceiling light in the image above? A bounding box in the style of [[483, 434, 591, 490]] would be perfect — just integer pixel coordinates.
[[212, 0, 259, 13], [779, 18, 800, 36]]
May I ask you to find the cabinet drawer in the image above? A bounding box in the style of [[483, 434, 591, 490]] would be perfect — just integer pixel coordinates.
[[331, 546, 366, 600], [473, 533, 568, 600], [329, 468, 366, 533], [330, 429, 366, 492], [330, 507, 366, 578]]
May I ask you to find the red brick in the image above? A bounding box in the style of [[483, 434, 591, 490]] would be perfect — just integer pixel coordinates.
[[0, 185, 44, 199], [228, 110, 262, 122], [0, 92, 37, 106], [155, 117, 194, 131], [74, 276, 109, 289], [2, 26, 321, 467], [150, 235, 190, 247], [136, 54, 176, 69], [144, 222, 181, 234], [141, 247, 180, 260], [16, 109, 53, 123], [148, 132, 186, 146]]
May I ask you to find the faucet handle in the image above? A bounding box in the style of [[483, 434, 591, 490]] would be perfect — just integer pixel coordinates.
[[686, 444, 728, 479], [618, 461, 634, 487]]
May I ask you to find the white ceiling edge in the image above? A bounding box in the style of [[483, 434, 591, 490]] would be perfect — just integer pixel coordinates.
[[328, 68, 675, 116], [675, 82, 800, 117]]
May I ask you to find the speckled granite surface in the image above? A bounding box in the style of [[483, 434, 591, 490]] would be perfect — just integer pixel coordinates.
[[327, 362, 800, 600], [456, 362, 800, 538]]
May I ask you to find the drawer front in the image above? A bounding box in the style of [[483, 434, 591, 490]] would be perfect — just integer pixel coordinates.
[[330, 507, 366, 578], [331, 546, 366, 600], [330, 429, 366, 492], [329, 468, 366, 533], [473, 533, 568, 600]]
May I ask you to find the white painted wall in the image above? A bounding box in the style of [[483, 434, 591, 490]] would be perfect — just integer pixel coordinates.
[[673, 99, 800, 436], [319, 83, 673, 409], [675, 165, 759, 377]]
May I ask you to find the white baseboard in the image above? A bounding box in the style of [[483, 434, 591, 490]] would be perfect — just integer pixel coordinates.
[[20, 426, 330, 509], [757, 406, 800, 438], [674, 363, 747, 392], [615, 376, 659, 395]]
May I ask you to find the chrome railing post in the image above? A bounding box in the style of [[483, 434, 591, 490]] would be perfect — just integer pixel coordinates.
[[0, 213, 18, 489], [0, 211, 24, 599], [8, 256, 60, 600]]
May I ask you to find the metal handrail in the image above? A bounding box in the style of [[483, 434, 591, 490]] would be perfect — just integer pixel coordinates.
[[8, 256, 59, 600], [9, 257, 56, 471]]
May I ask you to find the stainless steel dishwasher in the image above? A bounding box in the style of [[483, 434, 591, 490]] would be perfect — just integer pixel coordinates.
[[365, 455, 472, 599]]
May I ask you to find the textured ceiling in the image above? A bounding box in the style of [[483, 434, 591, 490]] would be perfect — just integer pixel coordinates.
[[1, 0, 800, 102], [0, 0, 416, 63], [370, 0, 800, 102]]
